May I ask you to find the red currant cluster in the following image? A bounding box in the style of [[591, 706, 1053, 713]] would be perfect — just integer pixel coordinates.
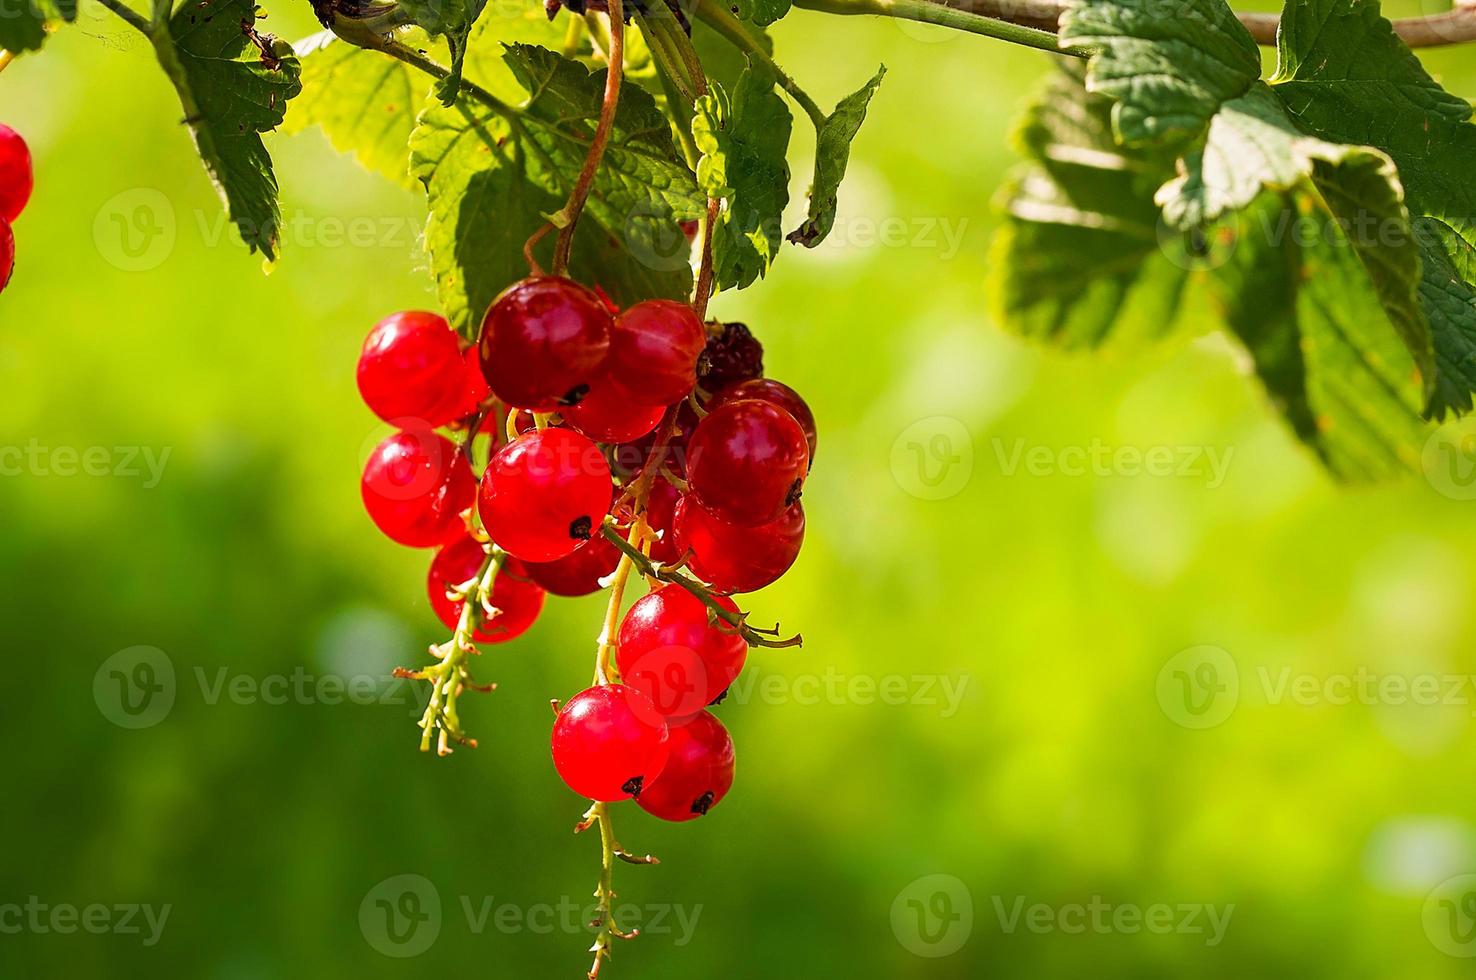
[[0, 124, 33, 293], [355, 274, 816, 823]]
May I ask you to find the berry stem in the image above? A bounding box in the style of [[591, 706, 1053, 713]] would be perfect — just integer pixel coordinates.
[[598, 520, 804, 649], [0, 50, 14, 74], [692, 0, 826, 127], [552, 0, 626, 276], [693, 196, 720, 319], [94, 0, 153, 34]]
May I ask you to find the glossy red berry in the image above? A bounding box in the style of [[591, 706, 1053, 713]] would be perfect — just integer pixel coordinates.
[[479, 427, 613, 562], [687, 399, 809, 526], [454, 345, 491, 420], [0, 218, 12, 292], [637, 711, 735, 822], [551, 685, 670, 801], [674, 496, 804, 593], [0, 125, 33, 224], [428, 536, 545, 642], [362, 430, 476, 547], [357, 311, 469, 427], [711, 379, 817, 461], [606, 300, 707, 406], [698, 322, 763, 391], [523, 533, 621, 597], [616, 585, 747, 720], [562, 374, 665, 444], [478, 276, 612, 410]]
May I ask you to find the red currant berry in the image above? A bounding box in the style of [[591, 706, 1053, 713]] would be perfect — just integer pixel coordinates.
[[362, 430, 476, 547], [479, 427, 613, 562], [616, 585, 747, 720], [698, 321, 763, 391], [0, 218, 12, 292], [523, 534, 621, 597], [636, 711, 735, 822], [478, 276, 612, 411], [674, 495, 804, 593], [711, 379, 817, 461], [454, 345, 491, 420], [551, 685, 670, 801], [428, 537, 545, 642], [562, 374, 665, 444], [0, 125, 33, 224], [357, 311, 468, 427], [606, 300, 706, 406], [687, 399, 809, 526]]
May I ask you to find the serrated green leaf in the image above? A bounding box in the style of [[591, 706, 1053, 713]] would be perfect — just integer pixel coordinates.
[[990, 65, 1193, 349], [1414, 217, 1476, 416], [732, 0, 790, 27], [1154, 82, 1434, 397], [1059, 0, 1260, 146], [1271, 0, 1476, 416], [1216, 192, 1427, 481], [284, 32, 431, 188], [0, 0, 75, 56], [693, 62, 792, 290], [788, 65, 884, 248], [152, 0, 301, 261], [410, 44, 700, 335]]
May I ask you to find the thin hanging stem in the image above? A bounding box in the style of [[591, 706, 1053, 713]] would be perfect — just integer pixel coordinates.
[[552, 0, 627, 275]]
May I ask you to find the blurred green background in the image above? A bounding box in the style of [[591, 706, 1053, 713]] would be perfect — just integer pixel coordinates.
[[5, 1, 1476, 976]]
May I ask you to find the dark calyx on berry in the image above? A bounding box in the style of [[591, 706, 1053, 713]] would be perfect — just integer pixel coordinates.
[[560, 383, 591, 407], [698, 322, 764, 391], [621, 775, 645, 797], [569, 515, 593, 541], [785, 478, 804, 507], [691, 791, 716, 816]]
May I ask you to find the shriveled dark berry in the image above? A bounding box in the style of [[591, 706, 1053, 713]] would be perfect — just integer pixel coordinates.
[[698, 322, 763, 392]]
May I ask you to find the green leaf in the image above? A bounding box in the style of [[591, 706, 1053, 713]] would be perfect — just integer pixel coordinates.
[[0, 0, 75, 56], [152, 0, 302, 261], [1155, 82, 1434, 398], [989, 65, 1194, 349], [732, 0, 791, 27], [788, 65, 885, 248], [410, 44, 700, 335], [1271, 0, 1476, 416], [398, 0, 489, 105], [693, 62, 792, 290], [284, 32, 431, 188], [1215, 192, 1427, 481], [1059, 0, 1260, 146]]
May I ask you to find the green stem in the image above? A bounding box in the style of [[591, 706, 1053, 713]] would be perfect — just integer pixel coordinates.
[[792, 0, 1089, 56], [692, 0, 827, 127], [94, 0, 153, 35]]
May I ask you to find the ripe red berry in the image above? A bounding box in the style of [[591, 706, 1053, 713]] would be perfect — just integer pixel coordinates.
[[551, 685, 670, 801], [428, 536, 545, 642], [636, 711, 735, 822], [361, 430, 476, 547], [562, 374, 665, 444], [0, 125, 33, 224], [687, 399, 809, 526], [606, 300, 707, 406], [674, 496, 804, 593], [454, 345, 491, 420], [616, 585, 747, 720], [0, 218, 12, 292], [523, 533, 621, 597], [357, 311, 469, 427], [478, 276, 612, 410], [698, 321, 763, 391], [479, 427, 613, 562], [711, 379, 817, 461]]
